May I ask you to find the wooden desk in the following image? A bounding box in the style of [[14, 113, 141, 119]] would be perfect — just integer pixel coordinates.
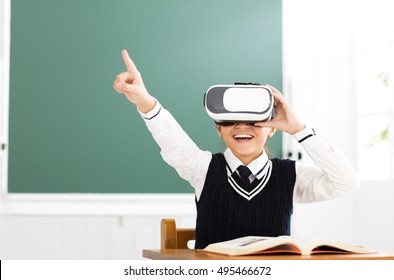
[[143, 249, 394, 260]]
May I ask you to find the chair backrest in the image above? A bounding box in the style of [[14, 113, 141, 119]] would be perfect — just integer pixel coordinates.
[[160, 218, 195, 249]]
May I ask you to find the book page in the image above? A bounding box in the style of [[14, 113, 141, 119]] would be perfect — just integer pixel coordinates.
[[203, 236, 301, 256], [294, 237, 373, 255]]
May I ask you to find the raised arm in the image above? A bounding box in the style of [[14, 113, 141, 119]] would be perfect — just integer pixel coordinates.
[[113, 50, 212, 199]]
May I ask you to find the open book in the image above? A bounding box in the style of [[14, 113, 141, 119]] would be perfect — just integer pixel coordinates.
[[202, 236, 374, 256]]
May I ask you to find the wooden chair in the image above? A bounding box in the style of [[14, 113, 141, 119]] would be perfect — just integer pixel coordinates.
[[160, 218, 195, 249]]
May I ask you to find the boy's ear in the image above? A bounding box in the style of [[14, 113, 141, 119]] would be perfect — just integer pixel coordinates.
[[216, 124, 223, 137], [268, 127, 277, 138]]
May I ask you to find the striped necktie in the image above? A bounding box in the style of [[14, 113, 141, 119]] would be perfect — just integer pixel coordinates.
[[237, 165, 252, 187]]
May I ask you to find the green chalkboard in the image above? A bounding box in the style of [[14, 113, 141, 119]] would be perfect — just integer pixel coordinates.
[[8, 0, 282, 193]]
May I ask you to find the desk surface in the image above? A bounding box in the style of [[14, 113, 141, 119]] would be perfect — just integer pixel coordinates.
[[143, 249, 394, 260]]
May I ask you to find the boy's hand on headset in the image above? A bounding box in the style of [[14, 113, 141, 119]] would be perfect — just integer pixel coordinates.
[[255, 85, 305, 135]]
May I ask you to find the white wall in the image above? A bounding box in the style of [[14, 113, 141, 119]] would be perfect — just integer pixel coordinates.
[[354, 183, 394, 250], [0, 213, 196, 260], [0, 194, 197, 259]]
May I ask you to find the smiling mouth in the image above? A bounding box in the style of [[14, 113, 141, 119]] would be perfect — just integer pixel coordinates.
[[233, 134, 253, 140]]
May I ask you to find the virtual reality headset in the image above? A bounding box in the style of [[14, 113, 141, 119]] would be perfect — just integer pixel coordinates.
[[203, 83, 274, 124]]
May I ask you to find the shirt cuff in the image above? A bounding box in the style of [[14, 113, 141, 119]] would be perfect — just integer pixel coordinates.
[[293, 127, 316, 143], [138, 99, 162, 120]]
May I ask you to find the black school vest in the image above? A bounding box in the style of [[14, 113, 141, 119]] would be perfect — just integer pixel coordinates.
[[195, 153, 296, 249]]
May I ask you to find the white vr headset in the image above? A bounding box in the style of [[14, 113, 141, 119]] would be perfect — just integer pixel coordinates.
[[203, 83, 274, 124]]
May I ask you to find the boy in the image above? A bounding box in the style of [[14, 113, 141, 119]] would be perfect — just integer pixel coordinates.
[[113, 50, 359, 248]]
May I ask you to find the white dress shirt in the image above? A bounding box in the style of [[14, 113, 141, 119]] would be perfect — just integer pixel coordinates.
[[139, 100, 359, 202]]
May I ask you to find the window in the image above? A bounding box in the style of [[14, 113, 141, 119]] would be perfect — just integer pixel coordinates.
[[353, 0, 394, 182], [283, 0, 394, 183]]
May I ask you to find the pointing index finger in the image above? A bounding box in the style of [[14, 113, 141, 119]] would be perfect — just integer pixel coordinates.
[[121, 49, 137, 73]]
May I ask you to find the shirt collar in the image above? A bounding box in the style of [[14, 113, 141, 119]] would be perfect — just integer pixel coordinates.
[[223, 148, 270, 180]]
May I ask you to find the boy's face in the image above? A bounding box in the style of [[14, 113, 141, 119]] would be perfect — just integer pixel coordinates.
[[216, 122, 276, 165]]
